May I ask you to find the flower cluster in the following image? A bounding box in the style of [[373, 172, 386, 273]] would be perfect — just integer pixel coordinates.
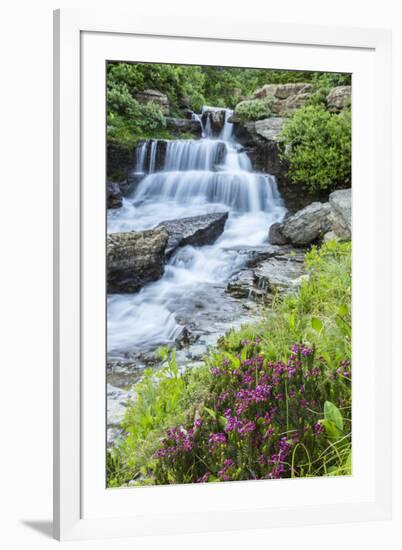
[[153, 341, 351, 485]]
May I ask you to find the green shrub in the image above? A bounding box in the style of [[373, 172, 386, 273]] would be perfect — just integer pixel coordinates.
[[107, 82, 167, 148], [234, 96, 274, 122], [280, 105, 351, 191]]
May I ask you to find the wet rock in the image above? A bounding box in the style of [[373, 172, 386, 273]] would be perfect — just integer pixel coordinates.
[[175, 326, 199, 349], [254, 252, 306, 293], [107, 181, 123, 209], [227, 269, 257, 300], [326, 86, 351, 113], [158, 212, 229, 256], [281, 202, 332, 246], [136, 89, 170, 115], [227, 247, 306, 302], [165, 117, 202, 137], [107, 227, 169, 293], [201, 109, 226, 136], [328, 188, 351, 239]]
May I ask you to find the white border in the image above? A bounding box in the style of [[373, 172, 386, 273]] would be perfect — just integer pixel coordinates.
[[54, 9, 392, 540]]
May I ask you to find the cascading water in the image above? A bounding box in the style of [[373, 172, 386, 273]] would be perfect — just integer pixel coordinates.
[[107, 108, 286, 360]]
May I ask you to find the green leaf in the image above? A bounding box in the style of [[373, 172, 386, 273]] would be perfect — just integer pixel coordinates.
[[338, 303, 349, 317], [311, 317, 324, 333], [324, 401, 343, 432], [203, 406, 217, 420], [322, 419, 342, 441]]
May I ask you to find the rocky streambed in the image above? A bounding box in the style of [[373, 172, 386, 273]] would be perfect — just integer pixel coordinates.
[[106, 102, 352, 445]]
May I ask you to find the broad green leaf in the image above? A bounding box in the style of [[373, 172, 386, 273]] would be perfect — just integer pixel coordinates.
[[311, 317, 323, 333], [322, 419, 342, 441], [324, 401, 343, 432]]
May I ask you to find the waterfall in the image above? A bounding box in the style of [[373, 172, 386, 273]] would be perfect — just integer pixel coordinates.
[[107, 107, 287, 359], [134, 141, 148, 174]]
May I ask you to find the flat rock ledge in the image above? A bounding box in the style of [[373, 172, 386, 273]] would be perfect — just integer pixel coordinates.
[[158, 212, 229, 256], [227, 247, 306, 302]]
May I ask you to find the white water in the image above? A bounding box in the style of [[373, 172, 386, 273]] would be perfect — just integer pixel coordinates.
[[107, 109, 286, 359]]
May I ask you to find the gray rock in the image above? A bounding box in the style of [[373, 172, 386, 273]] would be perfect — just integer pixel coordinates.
[[282, 202, 332, 246], [136, 89, 170, 115], [249, 83, 314, 117], [328, 188, 352, 239], [323, 231, 340, 243], [107, 181, 123, 209], [158, 212, 229, 256], [268, 222, 288, 245], [326, 86, 351, 113], [254, 117, 284, 140], [251, 83, 313, 101], [254, 252, 306, 293], [227, 269, 257, 300], [227, 247, 306, 301], [272, 93, 312, 116], [165, 117, 202, 137], [107, 227, 169, 293]]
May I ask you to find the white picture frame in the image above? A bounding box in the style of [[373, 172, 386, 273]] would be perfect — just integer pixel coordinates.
[[53, 8, 392, 541]]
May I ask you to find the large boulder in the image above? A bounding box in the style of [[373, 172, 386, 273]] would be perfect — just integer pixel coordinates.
[[280, 202, 332, 246], [328, 188, 351, 239], [326, 86, 351, 113], [158, 212, 229, 256], [136, 89, 170, 115], [165, 117, 202, 137], [249, 83, 314, 117], [107, 227, 169, 293]]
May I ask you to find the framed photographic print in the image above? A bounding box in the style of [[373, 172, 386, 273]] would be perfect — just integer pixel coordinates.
[[53, 8, 392, 540]]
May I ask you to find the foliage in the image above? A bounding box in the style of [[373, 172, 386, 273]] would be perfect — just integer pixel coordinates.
[[308, 73, 352, 106], [106, 61, 351, 148], [279, 105, 351, 191], [107, 81, 167, 149], [234, 96, 274, 122], [107, 241, 352, 487]]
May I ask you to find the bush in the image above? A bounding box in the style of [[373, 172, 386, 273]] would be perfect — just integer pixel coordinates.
[[107, 241, 352, 487], [234, 97, 274, 122], [280, 105, 351, 191], [107, 82, 167, 148]]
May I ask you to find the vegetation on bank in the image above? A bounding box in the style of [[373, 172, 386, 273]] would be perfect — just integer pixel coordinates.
[[279, 105, 351, 191], [107, 240, 352, 487]]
